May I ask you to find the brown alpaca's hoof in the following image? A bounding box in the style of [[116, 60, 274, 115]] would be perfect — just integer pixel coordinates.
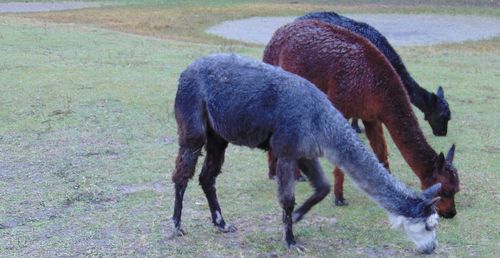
[[335, 197, 348, 206], [269, 174, 276, 180]]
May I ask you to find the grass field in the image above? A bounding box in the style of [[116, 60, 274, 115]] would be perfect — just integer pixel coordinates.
[[9, 1, 499, 45], [0, 1, 499, 257]]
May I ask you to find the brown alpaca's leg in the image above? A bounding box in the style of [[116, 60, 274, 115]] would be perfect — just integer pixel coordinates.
[[333, 167, 347, 206], [267, 150, 277, 180], [363, 120, 390, 170], [269, 150, 306, 182]]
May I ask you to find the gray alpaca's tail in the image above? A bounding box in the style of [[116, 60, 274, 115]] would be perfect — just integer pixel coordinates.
[[175, 69, 207, 149], [171, 69, 208, 188]]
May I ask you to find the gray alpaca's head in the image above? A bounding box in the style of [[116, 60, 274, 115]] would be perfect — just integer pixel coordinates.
[[389, 183, 441, 254]]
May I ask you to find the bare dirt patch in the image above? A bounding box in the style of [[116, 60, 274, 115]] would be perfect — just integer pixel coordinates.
[[207, 14, 500, 46]]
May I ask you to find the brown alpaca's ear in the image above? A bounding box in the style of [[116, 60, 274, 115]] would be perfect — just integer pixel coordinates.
[[446, 144, 456, 163], [436, 153, 446, 171]]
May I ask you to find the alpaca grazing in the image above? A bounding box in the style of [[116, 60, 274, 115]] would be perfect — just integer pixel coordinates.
[[297, 11, 451, 136], [172, 54, 441, 254], [263, 20, 459, 218]]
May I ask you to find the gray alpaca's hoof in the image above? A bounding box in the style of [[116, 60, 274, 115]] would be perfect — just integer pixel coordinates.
[[296, 175, 308, 182], [268, 174, 276, 180], [169, 227, 186, 239], [218, 224, 237, 233], [335, 197, 348, 206]]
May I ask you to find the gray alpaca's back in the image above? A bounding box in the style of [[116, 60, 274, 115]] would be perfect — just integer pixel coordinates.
[[177, 53, 347, 158]]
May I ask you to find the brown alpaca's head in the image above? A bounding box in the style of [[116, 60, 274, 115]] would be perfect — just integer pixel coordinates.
[[425, 144, 459, 218]]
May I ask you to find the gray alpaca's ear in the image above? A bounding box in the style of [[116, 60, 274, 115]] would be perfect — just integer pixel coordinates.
[[423, 183, 442, 199], [446, 144, 456, 163], [430, 197, 441, 206], [424, 196, 441, 208], [437, 86, 444, 98]]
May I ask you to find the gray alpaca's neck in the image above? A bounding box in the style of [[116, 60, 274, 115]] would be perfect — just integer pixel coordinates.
[[321, 118, 420, 217]]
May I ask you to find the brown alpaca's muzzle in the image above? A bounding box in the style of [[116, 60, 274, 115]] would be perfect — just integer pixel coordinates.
[[436, 197, 456, 219]]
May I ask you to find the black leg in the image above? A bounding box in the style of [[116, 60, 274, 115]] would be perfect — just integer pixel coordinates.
[[292, 158, 330, 222], [171, 143, 203, 238], [351, 119, 364, 134], [275, 158, 303, 251], [172, 183, 187, 236], [199, 130, 236, 233]]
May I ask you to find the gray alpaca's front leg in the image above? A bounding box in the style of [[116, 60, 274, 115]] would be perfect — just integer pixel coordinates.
[[292, 158, 330, 222], [275, 158, 304, 251], [199, 134, 236, 233]]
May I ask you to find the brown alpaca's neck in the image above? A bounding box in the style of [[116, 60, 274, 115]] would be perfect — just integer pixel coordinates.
[[380, 84, 438, 184]]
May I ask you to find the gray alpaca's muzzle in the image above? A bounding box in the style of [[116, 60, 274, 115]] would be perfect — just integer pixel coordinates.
[[417, 240, 437, 254]]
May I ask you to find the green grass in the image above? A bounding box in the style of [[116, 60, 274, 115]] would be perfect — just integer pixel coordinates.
[[10, 0, 499, 47], [0, 2, 499, 257]]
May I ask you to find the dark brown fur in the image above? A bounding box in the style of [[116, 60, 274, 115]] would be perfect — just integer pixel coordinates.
[[263, 20, 459, 218]]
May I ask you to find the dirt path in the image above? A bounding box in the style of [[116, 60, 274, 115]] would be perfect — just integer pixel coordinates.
[[0, 2, 100, 13], [207, 14, 500, 46]]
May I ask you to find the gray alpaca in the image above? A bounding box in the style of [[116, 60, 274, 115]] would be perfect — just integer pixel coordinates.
[[171, 54, 441, 254]]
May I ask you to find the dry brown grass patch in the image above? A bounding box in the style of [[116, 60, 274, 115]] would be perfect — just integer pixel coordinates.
[[14, 3, 497, 45]]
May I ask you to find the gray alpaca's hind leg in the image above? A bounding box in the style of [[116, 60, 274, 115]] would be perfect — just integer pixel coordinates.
[[199, 131, 236, 233], [275, 158, 303, 251], [292, 158, 330, 222], [171, 138, 204, 238]]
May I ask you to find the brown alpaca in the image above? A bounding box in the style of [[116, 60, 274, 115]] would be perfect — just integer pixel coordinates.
[[263, 20, 459, 218]]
